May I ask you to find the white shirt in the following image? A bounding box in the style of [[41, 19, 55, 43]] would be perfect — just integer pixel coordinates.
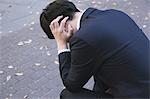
[[58, 11, 85, 55]]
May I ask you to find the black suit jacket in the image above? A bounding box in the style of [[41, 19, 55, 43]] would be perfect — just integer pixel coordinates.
[[58, 8, 149, 98]]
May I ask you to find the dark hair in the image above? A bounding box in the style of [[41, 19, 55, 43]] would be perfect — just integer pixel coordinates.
[[40, 0, 80, 39]]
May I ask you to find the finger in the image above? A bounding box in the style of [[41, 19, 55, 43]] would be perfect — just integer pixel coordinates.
[[50, 15, 62, 25], [54, 17, 62, 28], [55, 15, 63, 23], [67, 25, 73, 37], [51, 15, 63, 24], [60, 17, 69, 29], [55, 22, 59, 29], [53, 21, 59, 29], [51, 15, 63, 29], [49, 23, 54, 30], [50, 20, 55, 30]]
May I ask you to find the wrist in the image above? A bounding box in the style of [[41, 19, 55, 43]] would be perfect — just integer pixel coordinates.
[[57, 42, 68, 51]]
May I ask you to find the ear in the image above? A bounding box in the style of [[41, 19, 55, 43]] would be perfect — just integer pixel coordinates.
[[64, 22, 69, 32], [65, 20, 75, 32]]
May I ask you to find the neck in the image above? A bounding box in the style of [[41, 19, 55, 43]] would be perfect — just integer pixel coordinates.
[[69, 11, 82, 33]]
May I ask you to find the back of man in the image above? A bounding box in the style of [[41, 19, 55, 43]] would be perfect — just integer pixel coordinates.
[[71, 8, 149, 98], [40, 0, 149, 98]]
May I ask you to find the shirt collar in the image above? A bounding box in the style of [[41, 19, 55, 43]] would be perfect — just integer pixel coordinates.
[[76, 10, 85, 30]]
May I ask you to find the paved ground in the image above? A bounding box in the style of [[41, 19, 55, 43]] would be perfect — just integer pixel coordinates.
[[0, 0, 149, 99]]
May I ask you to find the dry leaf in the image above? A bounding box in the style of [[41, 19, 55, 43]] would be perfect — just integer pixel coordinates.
[[15, 72, 24, 76], [30, 27, 33, 30], [17, 41, 24, 46], [42, 35, 47, 39], [6, 75, 11, 81], [23, 23, 27, 26], [44, 46, 48, 50], [54, 61, 59, 65], [43, 66, 47, 68], [112, 2, 117, 6], [0, 71, 4, 74], [23, 95, 28, 99], [143, 25, 147, 28], [24, 39, 32, 44], [35, 63, 41, 66], [8, 65, 14, 69], [9, 93, 13, 96], [36, 12, 40, 15], [31, 22, 35, 25], [46, 51, 51, 56]]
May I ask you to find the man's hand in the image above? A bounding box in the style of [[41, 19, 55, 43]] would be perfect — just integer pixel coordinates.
[[50, 16, 74, 46]]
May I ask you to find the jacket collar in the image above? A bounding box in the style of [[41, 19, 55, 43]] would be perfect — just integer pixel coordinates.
[[80, 7, 97, 23]]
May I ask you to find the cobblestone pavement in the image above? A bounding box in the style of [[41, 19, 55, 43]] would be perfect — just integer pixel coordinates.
[[0, 0, 149, 99]]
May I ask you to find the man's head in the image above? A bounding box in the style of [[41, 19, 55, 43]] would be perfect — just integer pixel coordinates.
[[40, 0, 80, 39]]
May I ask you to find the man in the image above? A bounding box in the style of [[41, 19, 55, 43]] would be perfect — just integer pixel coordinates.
[[40, 0, 149, 98]]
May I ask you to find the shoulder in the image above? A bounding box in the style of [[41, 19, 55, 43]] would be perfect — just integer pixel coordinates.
[[69, 36, 89, 48]]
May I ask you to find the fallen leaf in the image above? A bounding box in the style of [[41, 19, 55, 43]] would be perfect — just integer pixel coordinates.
[[112, 2, 117, 6], [27, 6, 31, 9], [143, 25, 147, 28], [24, 39, 32, 44], [144, 17, 148, 21], [17, 41, 24, 46], [15, 72, 24, 76], [44, 46, 48, 50], [0, 71, 4, 74], [30, 27, 33, 30], [35, 63, 41, 66], [9, 30, 13, 33], [46, 51, 51, 56], [23, 23, 27, 26], [36, 11, 40, 15], [9, 93, 13, 96], [40, 46, 43, 50], [54, 61, 59, 65], [31, 22, 35, 25], [8, 65, 14, 69], [23, 95, 28, 99], [6, 75, 11, 81], [43, 66, 47, 68], [42, 35, 47, 39]]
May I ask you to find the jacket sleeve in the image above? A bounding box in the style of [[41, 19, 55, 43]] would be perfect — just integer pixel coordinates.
[[58, 37, 98, 92]]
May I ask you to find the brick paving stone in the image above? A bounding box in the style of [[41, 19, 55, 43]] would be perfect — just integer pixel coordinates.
[[0, 85, 17, 99], [40, 80, 55, 91], [11, 87, 33, 99], [0, 0, 149, 99], [45, 69, 60, 80], [28, 87, 51, 99], [41, 85, 63, 99], [0, 71, 7, 84], [28, 69, 47, 81], [14, 77, 34, 91], [14, 68, 36, 81], [3, 76, 19, 87], [28, 76, 50, 90]]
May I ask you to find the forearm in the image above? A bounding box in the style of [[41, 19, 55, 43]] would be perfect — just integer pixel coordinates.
[[59, 52, 71, 80], [59, 52, 83, 92], [57, 37, 97, 92], [57, 42, 72, 87], [57, 42, 81, 92]]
